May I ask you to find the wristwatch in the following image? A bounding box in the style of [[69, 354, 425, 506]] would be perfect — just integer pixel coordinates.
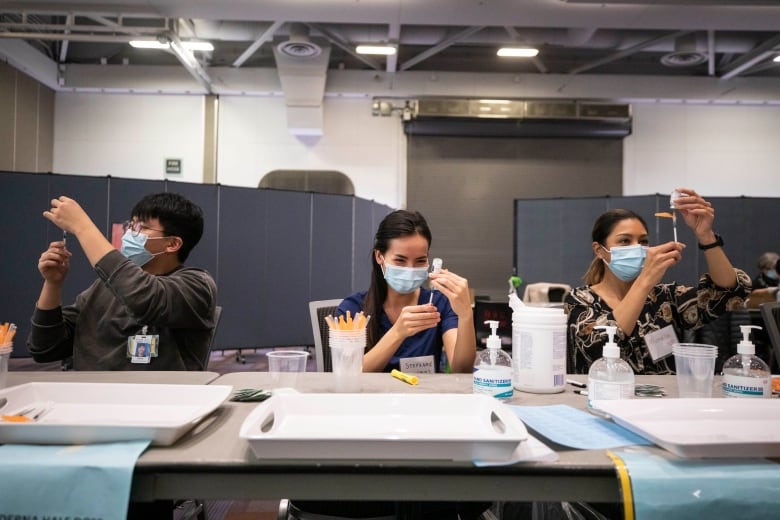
[[698, 233, 723, 250]]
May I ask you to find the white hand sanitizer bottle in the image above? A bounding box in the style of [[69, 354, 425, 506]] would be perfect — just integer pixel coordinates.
[[587, 325, 634, 408], [473, 320, 513, 401], [722, 325, 771, 398]]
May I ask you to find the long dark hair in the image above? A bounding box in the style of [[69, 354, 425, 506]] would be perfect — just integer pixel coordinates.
[[363, 210, 432, 348], [583, 209, 647, 285]]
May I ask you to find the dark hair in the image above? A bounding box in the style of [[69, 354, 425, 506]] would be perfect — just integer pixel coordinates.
[[582, 209, 647, 285], [131, 192, 204, 262], [363, 210, 432, 348]]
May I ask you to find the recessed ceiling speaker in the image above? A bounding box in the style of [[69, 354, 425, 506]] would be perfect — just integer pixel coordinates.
[[661, 34, 707, 68], [277, 23, 322, 58]]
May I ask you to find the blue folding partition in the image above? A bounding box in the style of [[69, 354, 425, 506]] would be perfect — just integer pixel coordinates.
[[514, 194, 780, 290], [0, 171, 392, 355]]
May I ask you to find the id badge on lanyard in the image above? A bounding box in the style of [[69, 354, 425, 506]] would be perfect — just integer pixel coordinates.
[[127, 326, 159, 364]]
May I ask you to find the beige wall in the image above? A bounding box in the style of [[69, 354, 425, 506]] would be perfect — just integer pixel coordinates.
[[0, 61, 54, 172]]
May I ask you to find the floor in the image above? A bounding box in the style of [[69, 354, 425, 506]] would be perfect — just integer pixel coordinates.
[[8, 346, 316, 520]]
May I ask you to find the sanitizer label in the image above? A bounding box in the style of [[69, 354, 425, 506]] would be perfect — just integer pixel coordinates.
[[473, 367, 513, 399], [722, 374, 771, 398]]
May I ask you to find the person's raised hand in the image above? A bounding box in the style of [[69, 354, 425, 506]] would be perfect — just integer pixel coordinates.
[[43, 196, 93, 236], [673, 188, 715, 240], [429, 269, 472, 317], [637, 241, 684, 287], [38, 241, 71, 285], [390, 304, 440, 338]]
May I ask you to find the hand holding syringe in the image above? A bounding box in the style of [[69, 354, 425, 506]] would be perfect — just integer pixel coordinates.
[[429, 257, 443, 304]]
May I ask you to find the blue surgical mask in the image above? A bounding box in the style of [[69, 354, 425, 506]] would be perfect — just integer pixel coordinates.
[[382, 258, 429, 294], [120, 230, 165, 267], [602, 244, 646, 282], [767, 269, 778, 281]]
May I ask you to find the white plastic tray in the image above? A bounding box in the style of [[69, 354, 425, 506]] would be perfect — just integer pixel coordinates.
[[240, 393, 528, 462], [592, 398, 780, 458], [0, 382, 231, 446]]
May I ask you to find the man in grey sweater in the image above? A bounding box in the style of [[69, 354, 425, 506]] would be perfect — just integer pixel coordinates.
[[28, 192, 217, 371]]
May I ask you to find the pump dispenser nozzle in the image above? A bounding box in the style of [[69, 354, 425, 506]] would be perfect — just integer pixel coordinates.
[[737, 325, 761, 355], [595, 325, 619, 358], [484, 320, 500, 350]]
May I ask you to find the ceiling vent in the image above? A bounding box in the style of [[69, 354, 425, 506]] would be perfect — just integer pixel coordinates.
[[276, 23, 322, 58], [401, 98, 632, 138], [661, 34, 706, 68]]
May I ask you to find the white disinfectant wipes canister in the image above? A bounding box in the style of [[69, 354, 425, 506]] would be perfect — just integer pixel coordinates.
[[512, 305, 567, 393]]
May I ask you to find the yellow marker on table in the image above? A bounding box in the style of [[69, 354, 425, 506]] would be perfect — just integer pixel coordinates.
[[391, 369, 419, 385]]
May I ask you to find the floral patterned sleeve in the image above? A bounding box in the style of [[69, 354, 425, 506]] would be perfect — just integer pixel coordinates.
[[564, 268, 751, 376]]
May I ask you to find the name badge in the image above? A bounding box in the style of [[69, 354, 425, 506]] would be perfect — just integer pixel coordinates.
[[400, 355, 435, 374], [127, 333, 158, 364], [644, 325, 678, 362]]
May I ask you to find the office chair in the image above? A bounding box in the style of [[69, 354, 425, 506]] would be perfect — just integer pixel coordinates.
[[308, 299, 342, 372], [759, 301, 780, 372], [201, 305, 223, 371], [522, 282, 572, 304]]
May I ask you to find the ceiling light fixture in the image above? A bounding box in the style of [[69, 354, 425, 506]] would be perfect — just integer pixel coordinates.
[[356, 45, 397, 56], [129, 40, 214, 52], [774, 55, 780, 62], [183, 41, 215, 52], [497, 47, 539, 58], [129, 40, 170, 49]]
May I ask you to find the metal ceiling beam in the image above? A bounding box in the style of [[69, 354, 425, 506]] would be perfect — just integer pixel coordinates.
[[569, 30, 692, 74], [707, 30, 715, 76], [233, 20, 284, 68], [720, 33, 780, 80], [0, 38, 58, 89], [400, 25, 484, 71], [59, 13, 73, 63], [0, 22, 164, 34], [167, 32, 213, 93], [0, 3, 160, 18], [0, 32, 140, 43], [385, 21, 400, 73], [306, 23, 381, 70]]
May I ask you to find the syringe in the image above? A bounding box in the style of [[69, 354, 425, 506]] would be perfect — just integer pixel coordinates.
[[428, 257, 443, 304]]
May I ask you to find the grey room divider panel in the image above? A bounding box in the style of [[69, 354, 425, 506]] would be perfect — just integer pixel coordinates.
[[2, 171, 395, 354], [216, 186, 266, 348], [310, 193, 353, 302], [515, 194, 779, 292], [352, 198, 375, 292], [163, 180, 219, 280], [263, 190, 312, 346], [46, 174, 109, 313], [0, 172, 51, 356], [107, 177, 165, 227]]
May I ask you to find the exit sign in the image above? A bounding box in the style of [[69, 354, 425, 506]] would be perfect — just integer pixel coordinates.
[[165, 158, 182, 174]]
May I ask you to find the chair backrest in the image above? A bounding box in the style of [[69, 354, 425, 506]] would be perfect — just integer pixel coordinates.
[[202, 305, 223, 371], [522, 282, 572, 303], [759, 301, 780, 371], [309, 299, 343, 372]]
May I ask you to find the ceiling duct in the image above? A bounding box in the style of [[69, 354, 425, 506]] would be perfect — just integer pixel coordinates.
[[661, 34, 707, 68], [401, 98, 631, 138], [272, 23, 331, 137], [276, 23, 322, 58]]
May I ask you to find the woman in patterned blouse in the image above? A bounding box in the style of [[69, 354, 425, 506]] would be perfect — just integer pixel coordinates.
[[565, 188, 750, 375]]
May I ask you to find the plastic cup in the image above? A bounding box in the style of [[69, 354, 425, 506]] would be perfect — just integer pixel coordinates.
[[0, 343, 11, 390], [672, 343, 718, 398], [329, 329, 365, 392], [266, 350, 308, 388]]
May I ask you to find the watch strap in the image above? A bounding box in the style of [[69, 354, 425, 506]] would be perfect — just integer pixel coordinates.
[[698, 233, 723, 251]]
